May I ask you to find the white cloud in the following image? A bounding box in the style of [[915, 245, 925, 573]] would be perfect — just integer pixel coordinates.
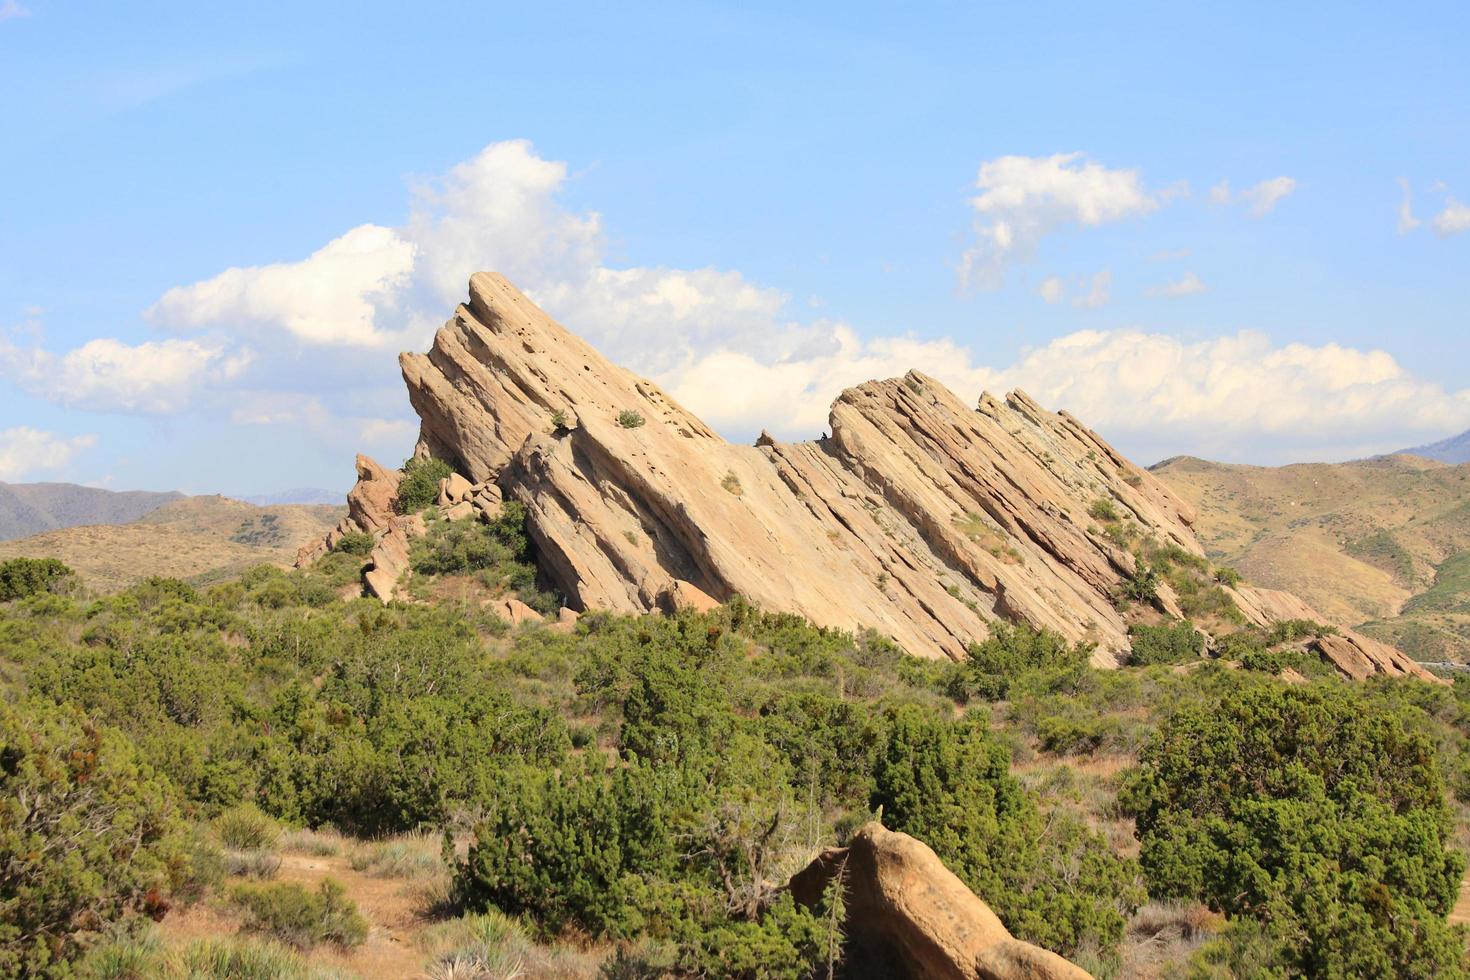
[[660, 326, 1470, 462], [149, 224, 417, 346], [1146, 271, 1206, 298], [0, 1, 30, 23], [0, 428, 96, 481], [1397, 178, 1421, 234], [1240, 177, 1298, 216], [1073, 269, 1112, 309], [958, 153, 1158, 288], [1433, 198, 1470, 236], [989, 330, 1470, 459], [0, 336, 252, 413], [1211, 176, 1298, 217], [135, 141, 1466, 466]]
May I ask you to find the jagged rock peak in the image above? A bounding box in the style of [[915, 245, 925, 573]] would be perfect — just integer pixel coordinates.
[[337, 272, 1430, 679]]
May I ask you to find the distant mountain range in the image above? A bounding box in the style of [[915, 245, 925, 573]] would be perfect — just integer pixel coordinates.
[[1398, 428, 1470, 465], [0, 482, 183, 542]]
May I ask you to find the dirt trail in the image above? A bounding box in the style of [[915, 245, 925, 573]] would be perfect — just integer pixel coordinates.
[[160, 851, 435, 979]]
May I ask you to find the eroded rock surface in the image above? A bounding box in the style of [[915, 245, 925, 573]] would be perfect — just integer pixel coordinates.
[[378, 272, 1431, 678], [293, 273, 1431, 678], [789, 822, 1092, 980]]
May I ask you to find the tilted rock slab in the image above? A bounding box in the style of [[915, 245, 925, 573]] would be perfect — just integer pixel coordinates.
[[789, 822, 1092, 980], [375, 272, 1428, 677]]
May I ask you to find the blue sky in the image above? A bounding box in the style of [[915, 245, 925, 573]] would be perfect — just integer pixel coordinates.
[[2, 1, 1468, 494]]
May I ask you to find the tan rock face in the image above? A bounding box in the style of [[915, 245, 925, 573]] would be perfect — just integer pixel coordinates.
[[295, 273, 1427, 678], [789, 822, 1092, 980], [387, 272, 1433, 679], [401, 274, 1183, 663]]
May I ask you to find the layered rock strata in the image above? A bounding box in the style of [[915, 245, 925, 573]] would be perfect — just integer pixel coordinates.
[[304, 272, 1432, 679]]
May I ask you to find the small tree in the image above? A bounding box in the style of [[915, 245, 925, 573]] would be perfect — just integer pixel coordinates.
[[0, 557, 74, 601], [0, 700, 184, 975], [397, 457, 454, 513]]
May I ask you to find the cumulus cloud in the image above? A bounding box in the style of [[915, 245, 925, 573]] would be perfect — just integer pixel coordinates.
[[131, 141, 1466, 464], [1146, 271, 1206, 298], [149, 224, 418, 346], [1433, 198, 1470, 236], [0, 1, 29, 23], [659, 326, 1470, 462], [0, 427, 96, 481], [1210, 177, 1298, 216], [0, 335, 251, 413], [990, 330, 1470, 459], [958, 153, 1158, 289]]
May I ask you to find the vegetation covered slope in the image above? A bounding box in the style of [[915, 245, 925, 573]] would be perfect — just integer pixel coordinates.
[[1153, 454, 1470, 660], [0, 496, 342, 592], [5, 526, 1470, 977]]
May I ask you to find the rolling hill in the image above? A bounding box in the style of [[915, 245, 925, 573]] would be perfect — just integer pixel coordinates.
[[0, 481, 182, 541], [0, 495, 344, 592], [1152, 454, 1470, 660]]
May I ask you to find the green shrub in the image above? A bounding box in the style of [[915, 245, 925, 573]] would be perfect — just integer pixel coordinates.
[[0, 700, 183, 976], [215, 803, 281, 850], [0, 556, 75, 601], [1119, 559, 1160, 606], [1265, 618, 1336, 645], [617, 409, 646, 429], [1213, 565, 1242, 588], [398, 457, 455, 513], [332, 531, 375, 557], [1122, 684, 1467, 976], [1088, 498, 1120, 522], [1036, 714, 1115, 756], [454, 758, 681, 939], [1127, 619, 1203, 666], [871, 705, 1140, 956], [231, 879, 368, 949], [947, 623, 1092, 702]]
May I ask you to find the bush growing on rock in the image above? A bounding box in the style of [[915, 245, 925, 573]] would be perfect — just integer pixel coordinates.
[[397, 456, 454, 513], [332, 530, 375, 556], [1127, 619, 1202, 666]]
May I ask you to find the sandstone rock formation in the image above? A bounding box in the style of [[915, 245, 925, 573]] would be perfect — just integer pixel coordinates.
[[379, 273, 1432, 677], [789, 822, 1092, 980], [299, 272, 1432, 678]]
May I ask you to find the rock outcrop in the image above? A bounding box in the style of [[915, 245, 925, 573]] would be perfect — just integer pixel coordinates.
[[301, 272, 1433, 679], [789, 822, 1092, 980]]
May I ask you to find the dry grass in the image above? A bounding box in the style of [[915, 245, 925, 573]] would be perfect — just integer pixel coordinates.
[[1117, 901, 1223, 979], [0, 497, 342, 592]]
